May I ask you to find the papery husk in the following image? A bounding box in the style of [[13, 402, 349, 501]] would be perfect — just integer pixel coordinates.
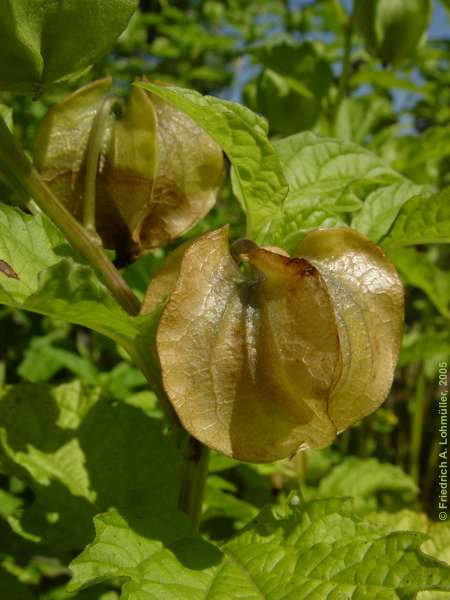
[[34, 78, 224, 259], [294, 228, 404, 433], [139, 84, 225, 249], [152, 226, 404, 462]]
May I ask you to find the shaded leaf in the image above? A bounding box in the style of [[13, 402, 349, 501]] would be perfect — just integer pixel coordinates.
[[0, 0, 138, 95], [18, 335, 99, 383], [0, 566, 35, 600], [0, 381, 181, 551], [248, 41, 333, 134], [355, 0, 431, 65], [316, 457, 418, 515]]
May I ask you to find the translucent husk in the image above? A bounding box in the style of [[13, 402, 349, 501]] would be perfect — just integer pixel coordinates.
[[147, 226, 404, 462], [34, 78, 224, 260]]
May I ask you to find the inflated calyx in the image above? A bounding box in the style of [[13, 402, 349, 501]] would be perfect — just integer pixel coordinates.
[[34, 78, 224, 259], [143, 226, 404, 462]]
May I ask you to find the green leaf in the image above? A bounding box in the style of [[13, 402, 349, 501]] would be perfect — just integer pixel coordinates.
[[0, 103, 13, 130], [315, 457, 419, 515], [0, 204, 139, 344], [69, 497, 450, 599], [381, 187, 450, 247], [351, 181, 426, 242], [0, 381, 181, 551], [271, 132, 405, 250], [0, 488, 22, 518], [367, 509, 450, 565], [202, 475, 258, 534], [334, 96, 393, 144], [399, 329, 450, 368], [366, 509, 450, 600], [0, 0, 138, 95], [354, 0, 432, 66], [351, 68, 428, 93], [137, 81, 289, 244], [18, 336, 99, 384], [388, 247, 450, 318], [249, 41, 333, 134], [41, 585, 119, 600]]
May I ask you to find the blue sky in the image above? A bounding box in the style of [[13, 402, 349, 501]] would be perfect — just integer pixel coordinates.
[[429, 0, 450, 38]]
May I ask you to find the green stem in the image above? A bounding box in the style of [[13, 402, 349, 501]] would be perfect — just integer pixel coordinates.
[[331, 0, 354, 127], [83, 95, 122, 240], [410, 369, 427, 483], [178, 436, 210, 531], [0, 116, 140, 316]]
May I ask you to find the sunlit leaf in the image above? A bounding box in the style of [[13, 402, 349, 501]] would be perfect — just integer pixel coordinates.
[[271, 132, 406, 251], [381, 187, 450, 247], [69, 498, 450, 599], [334, 96, 393, 144], [351, 181, 425, 242], [0, 204, 138, 344]]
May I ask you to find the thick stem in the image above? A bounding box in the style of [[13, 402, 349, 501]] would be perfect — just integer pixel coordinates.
[[83, 95, 122, 240], [0, 117, 140, 316], [178, 436, 210, 531]]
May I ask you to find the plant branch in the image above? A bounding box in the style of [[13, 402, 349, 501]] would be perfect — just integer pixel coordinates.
[[0, 116, 140, 316], [178, 436, 210, 531]]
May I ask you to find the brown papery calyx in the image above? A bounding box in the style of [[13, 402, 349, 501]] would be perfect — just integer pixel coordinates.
[[148, 226, 403, 462], [34, 78, 224, 261]]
